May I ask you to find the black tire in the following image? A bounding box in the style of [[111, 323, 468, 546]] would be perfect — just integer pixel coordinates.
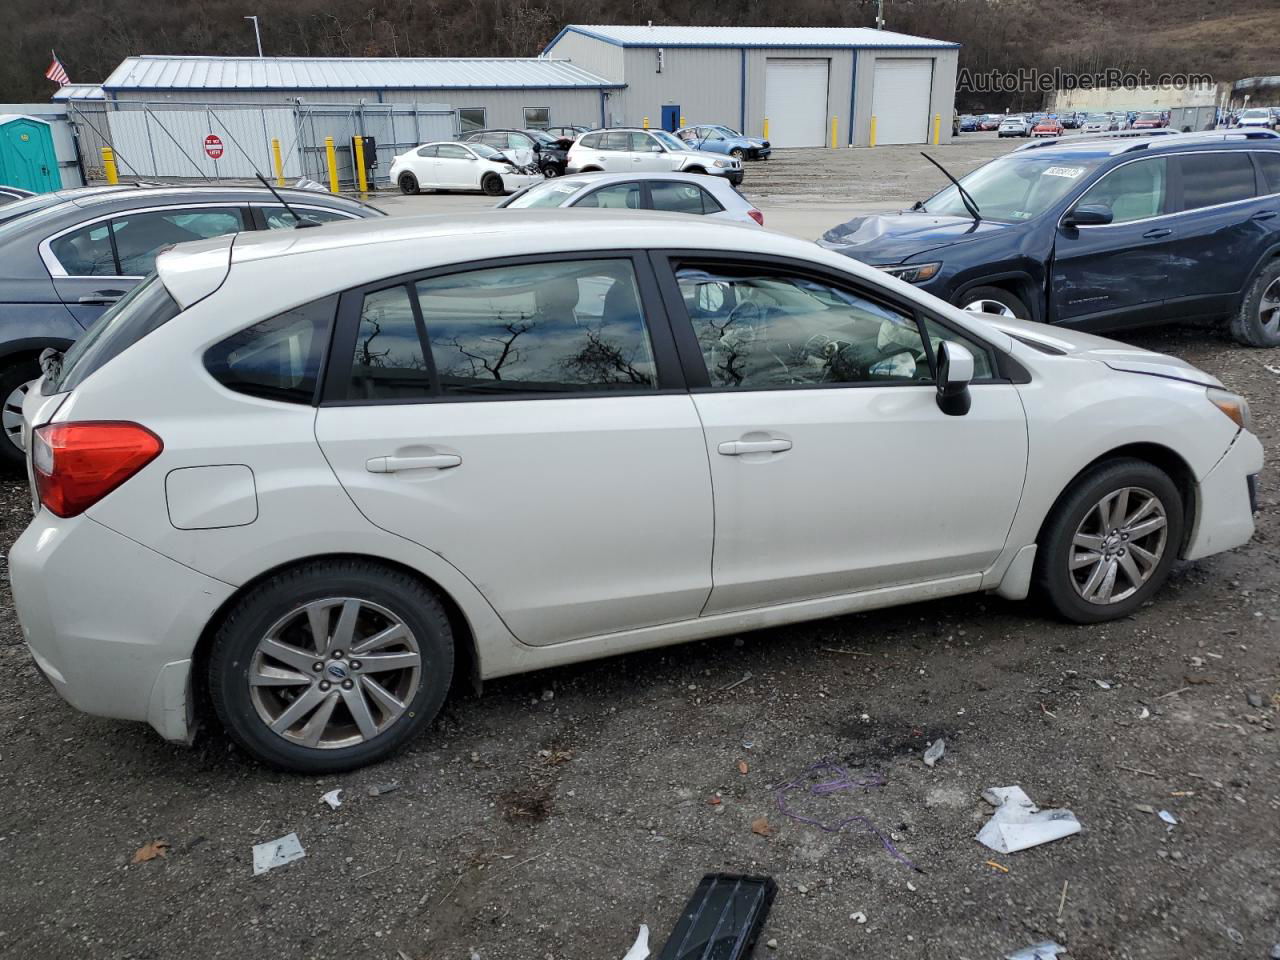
[[1228, 259, 1280, 347], [730, 148, 747, 160], [541, 164, 560, 179], [1034, 458, 1184, 624], [0, 357, 39, 469], [208, 559, 454, 773], [956, 284, 1031, 320], [481, 173, 505, 197], [398, 172, 419, 195]]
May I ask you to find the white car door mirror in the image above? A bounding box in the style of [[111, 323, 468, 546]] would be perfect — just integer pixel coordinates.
[[936, 340, 975, 416]]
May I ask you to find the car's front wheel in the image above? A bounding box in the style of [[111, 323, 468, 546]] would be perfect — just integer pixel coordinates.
[[1229, 259, 1280, 347], [730, 148, 747, 160], [958, 285, 1030, 320], [208, 559, 454, 773], [398, 172, 419, 195], [481, 172, 505, 196], [1034, 459, 1184, 623]]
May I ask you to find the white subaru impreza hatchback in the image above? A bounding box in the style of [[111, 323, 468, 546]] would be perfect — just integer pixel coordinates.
[[11, 212, 1262, 772]]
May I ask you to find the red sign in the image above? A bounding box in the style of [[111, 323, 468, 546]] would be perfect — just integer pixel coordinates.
[[204, 134, 224, 160]]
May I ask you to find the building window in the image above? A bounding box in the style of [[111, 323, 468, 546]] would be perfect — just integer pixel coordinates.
[[458, 108, 486, 133], [523, 107, 550, 129]]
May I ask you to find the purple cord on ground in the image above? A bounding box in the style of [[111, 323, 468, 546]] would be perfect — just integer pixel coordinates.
[[774, 759, 921, 872]]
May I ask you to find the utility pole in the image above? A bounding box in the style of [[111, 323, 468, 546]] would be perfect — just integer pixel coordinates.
[[876, 0, 885, 29], [244, 16, 263, 57]]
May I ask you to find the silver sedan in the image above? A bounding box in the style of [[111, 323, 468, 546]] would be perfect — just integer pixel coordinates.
[[497, 172, 764, 225]]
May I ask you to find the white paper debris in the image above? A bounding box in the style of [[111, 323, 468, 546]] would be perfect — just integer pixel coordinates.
[[621, 924, 650, 960], [1006, 941, 1068, 960], [976, 786, 1081, 854], [321, 789, 343, 810], [252, 833, 306, 875], [1158, 810, 1178, 826], [1094, 679, 1112, 690], [923, 738, 946, 768], [1139, 707, 1150, 719]]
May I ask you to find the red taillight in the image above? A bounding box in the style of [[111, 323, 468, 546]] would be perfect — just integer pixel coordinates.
[[748, 209, 764, 226], [32, 422, 162, 518]]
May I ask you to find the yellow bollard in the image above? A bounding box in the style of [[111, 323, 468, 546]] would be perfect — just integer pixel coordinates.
[[831, 115, 838, 148], [353, 136, 368, 195], [763, 117, 770, 140], [324, 136, 339, 194], [101, 146, 119, 185], [869, 115, 878, 147], [933, 113, 941, 145], [642, 116, 649, 129], [271, 138, 285, 186], [679, 114, 686, 129]]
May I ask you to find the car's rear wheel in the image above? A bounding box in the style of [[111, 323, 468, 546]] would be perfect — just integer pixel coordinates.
[[0, 358, 39, 468], [1034, 459, 1183, 623], [1229, 259, 1280, 347], [208, 559, 454, 773], [398, 173, 419, 195], [958, 285, 1030, 320], [481, 172, 505, 196]]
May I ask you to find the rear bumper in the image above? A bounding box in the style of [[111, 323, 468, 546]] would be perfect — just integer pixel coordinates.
[[1184, 430, 1265, 561], [9, 511, 235, 742]]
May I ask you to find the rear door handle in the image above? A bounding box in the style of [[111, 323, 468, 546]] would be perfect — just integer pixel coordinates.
[[366, 454, 461, 473], [1141, 228, 1172, 239], [1252, 211, 1278, 221], [717, 438, 792, 456], [77, 290, 126, 305]]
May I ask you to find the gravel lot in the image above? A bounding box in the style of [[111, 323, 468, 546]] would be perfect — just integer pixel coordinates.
[[2, 136, 1278, 960]]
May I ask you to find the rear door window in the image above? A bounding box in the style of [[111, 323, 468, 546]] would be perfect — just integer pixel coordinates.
[[48, 221, 117, 276], [650, 182, 722, 215], [574, 182, 643, 209], [602, 132, 631, 152], [1179, 152, 1257, 210], [111, 208, 245, 276], [1252, 151, 1280, 195]]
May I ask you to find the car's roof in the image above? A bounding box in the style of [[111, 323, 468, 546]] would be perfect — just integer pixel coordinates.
[[517, 171, 745, 191], [62, 184, 373, 210]]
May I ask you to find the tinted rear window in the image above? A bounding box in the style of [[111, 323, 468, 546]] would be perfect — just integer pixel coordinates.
[[44, 275, 181, 394], [1256, 151, 1280, 195], [1180, 152, 1257, 210], [204, 296, 336, 404]]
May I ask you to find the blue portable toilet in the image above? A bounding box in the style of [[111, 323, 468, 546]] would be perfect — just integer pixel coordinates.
[[0, 115, 62, 194]]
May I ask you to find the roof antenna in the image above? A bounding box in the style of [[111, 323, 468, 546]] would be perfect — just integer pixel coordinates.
[[255, 172, 320, 228]]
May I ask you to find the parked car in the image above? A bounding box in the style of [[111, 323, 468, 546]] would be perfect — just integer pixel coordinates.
[[1131, 112, 1166, 130], [11, 209, 1261, 771], [0, 185, 382, 463], [818, 131, 1280, 347], [1032, 118, 1065, 137], [1081, 114, 1114, 134], [1061, 114, 1082, 130], [389, 141, 540, 197], [0, 185, 35, 206], [498, 172, 763, 224], [998, 116, 1032, 137], [1238, 108, 1277, 130], [979, 115, 1003, 131], [461, 128, 569, 177], [959, 115, 980, 132], [568, 128, 743, 185], [674, 124, 771, 160]]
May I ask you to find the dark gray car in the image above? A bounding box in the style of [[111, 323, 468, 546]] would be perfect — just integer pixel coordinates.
[[0, 185, 384, 463]]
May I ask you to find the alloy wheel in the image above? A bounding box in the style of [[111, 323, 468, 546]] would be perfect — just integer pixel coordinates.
[[1068, 486, 1168, 605], [3, 379, 31, 452], [963, 298, 1017, 318], [248, 597, 422, 749], [1259, 276, 1280, 338]]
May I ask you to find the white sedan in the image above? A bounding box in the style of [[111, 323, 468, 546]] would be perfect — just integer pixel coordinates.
[[11, 212, 1262, 772], [498, 172, 764, 225], [388, 140, 540, 196]]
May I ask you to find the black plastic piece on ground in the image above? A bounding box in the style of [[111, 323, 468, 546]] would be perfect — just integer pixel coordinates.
[[657, 873, 777, 960]]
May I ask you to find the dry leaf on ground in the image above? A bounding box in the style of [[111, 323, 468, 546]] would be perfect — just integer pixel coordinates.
[[131, 840, 169, 863], [751, 816, 772, 837]]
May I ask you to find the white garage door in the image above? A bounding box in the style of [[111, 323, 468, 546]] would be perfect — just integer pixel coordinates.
[[871, 59, 935, 145], [764, 59, 829, 148]]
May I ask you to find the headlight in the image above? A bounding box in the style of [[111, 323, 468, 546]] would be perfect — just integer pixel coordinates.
[[713, 159, 729, 167], [1207, 388, 1252, 431], [877, 262, 942, 284]]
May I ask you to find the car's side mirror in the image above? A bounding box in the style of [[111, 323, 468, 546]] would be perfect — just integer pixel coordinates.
[[936, 341, 975, 416], [1063, 203, 1113, 227]]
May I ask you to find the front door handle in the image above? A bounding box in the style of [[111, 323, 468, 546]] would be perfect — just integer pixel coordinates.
[[718, 438, 792, 456], [366, 454, 462, 473], [1141, 228, 1172, 239], [77, 290, 126, 305], [1252, 211, 1278, 222]]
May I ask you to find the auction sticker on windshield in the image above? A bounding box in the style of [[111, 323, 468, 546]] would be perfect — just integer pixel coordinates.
[[1044, 166, 1086, 179]]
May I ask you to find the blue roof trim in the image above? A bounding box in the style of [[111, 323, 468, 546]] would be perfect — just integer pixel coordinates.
[[544, 26, 959, 52]]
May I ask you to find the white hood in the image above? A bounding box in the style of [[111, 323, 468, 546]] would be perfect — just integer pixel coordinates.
[[988, 317, 1224, 389]]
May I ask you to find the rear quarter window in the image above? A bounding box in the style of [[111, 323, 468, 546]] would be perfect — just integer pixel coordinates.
[[203, 296, 336, 404]]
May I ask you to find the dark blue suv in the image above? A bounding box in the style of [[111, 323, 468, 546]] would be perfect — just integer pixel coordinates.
[[819, 131, 1280, 347]]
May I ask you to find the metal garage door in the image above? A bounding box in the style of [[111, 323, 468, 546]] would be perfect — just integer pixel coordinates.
[[871, 59, 935, 144], [764, 59, 829, 148]]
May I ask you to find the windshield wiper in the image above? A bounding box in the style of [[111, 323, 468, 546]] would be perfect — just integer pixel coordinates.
[[920, 152, 982, 224]]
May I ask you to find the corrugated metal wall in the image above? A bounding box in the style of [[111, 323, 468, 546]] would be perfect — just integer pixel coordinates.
[[618, 47, 743, 129], [545, 32, 626, 83], [378, 88, 603, 130]]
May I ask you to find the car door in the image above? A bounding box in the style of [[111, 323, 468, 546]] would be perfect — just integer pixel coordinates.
[[571, 181, 643, 210], [595, 132, 630, 171], [630, 132, 670, 171], [313, 254, 714, 646], [434, 144, 475, 188], [1161, 150, 1272, 318], [44, 205, 246, 326], [1050, 156, 1175, 329], [409, 144, 439, 187], [652, 254, 1028, 615]]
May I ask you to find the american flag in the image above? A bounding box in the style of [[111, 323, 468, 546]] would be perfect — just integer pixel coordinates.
[[45, 52, 70, 86]]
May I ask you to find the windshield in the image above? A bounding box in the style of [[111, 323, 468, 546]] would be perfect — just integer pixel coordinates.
[[504, 180, 589, 209], [650, 130, 685, 151], [471, 143, 501, 159], [921, 155, 1103, 222], [710, 125, 742, 137], [43, 274, 181, 394]]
